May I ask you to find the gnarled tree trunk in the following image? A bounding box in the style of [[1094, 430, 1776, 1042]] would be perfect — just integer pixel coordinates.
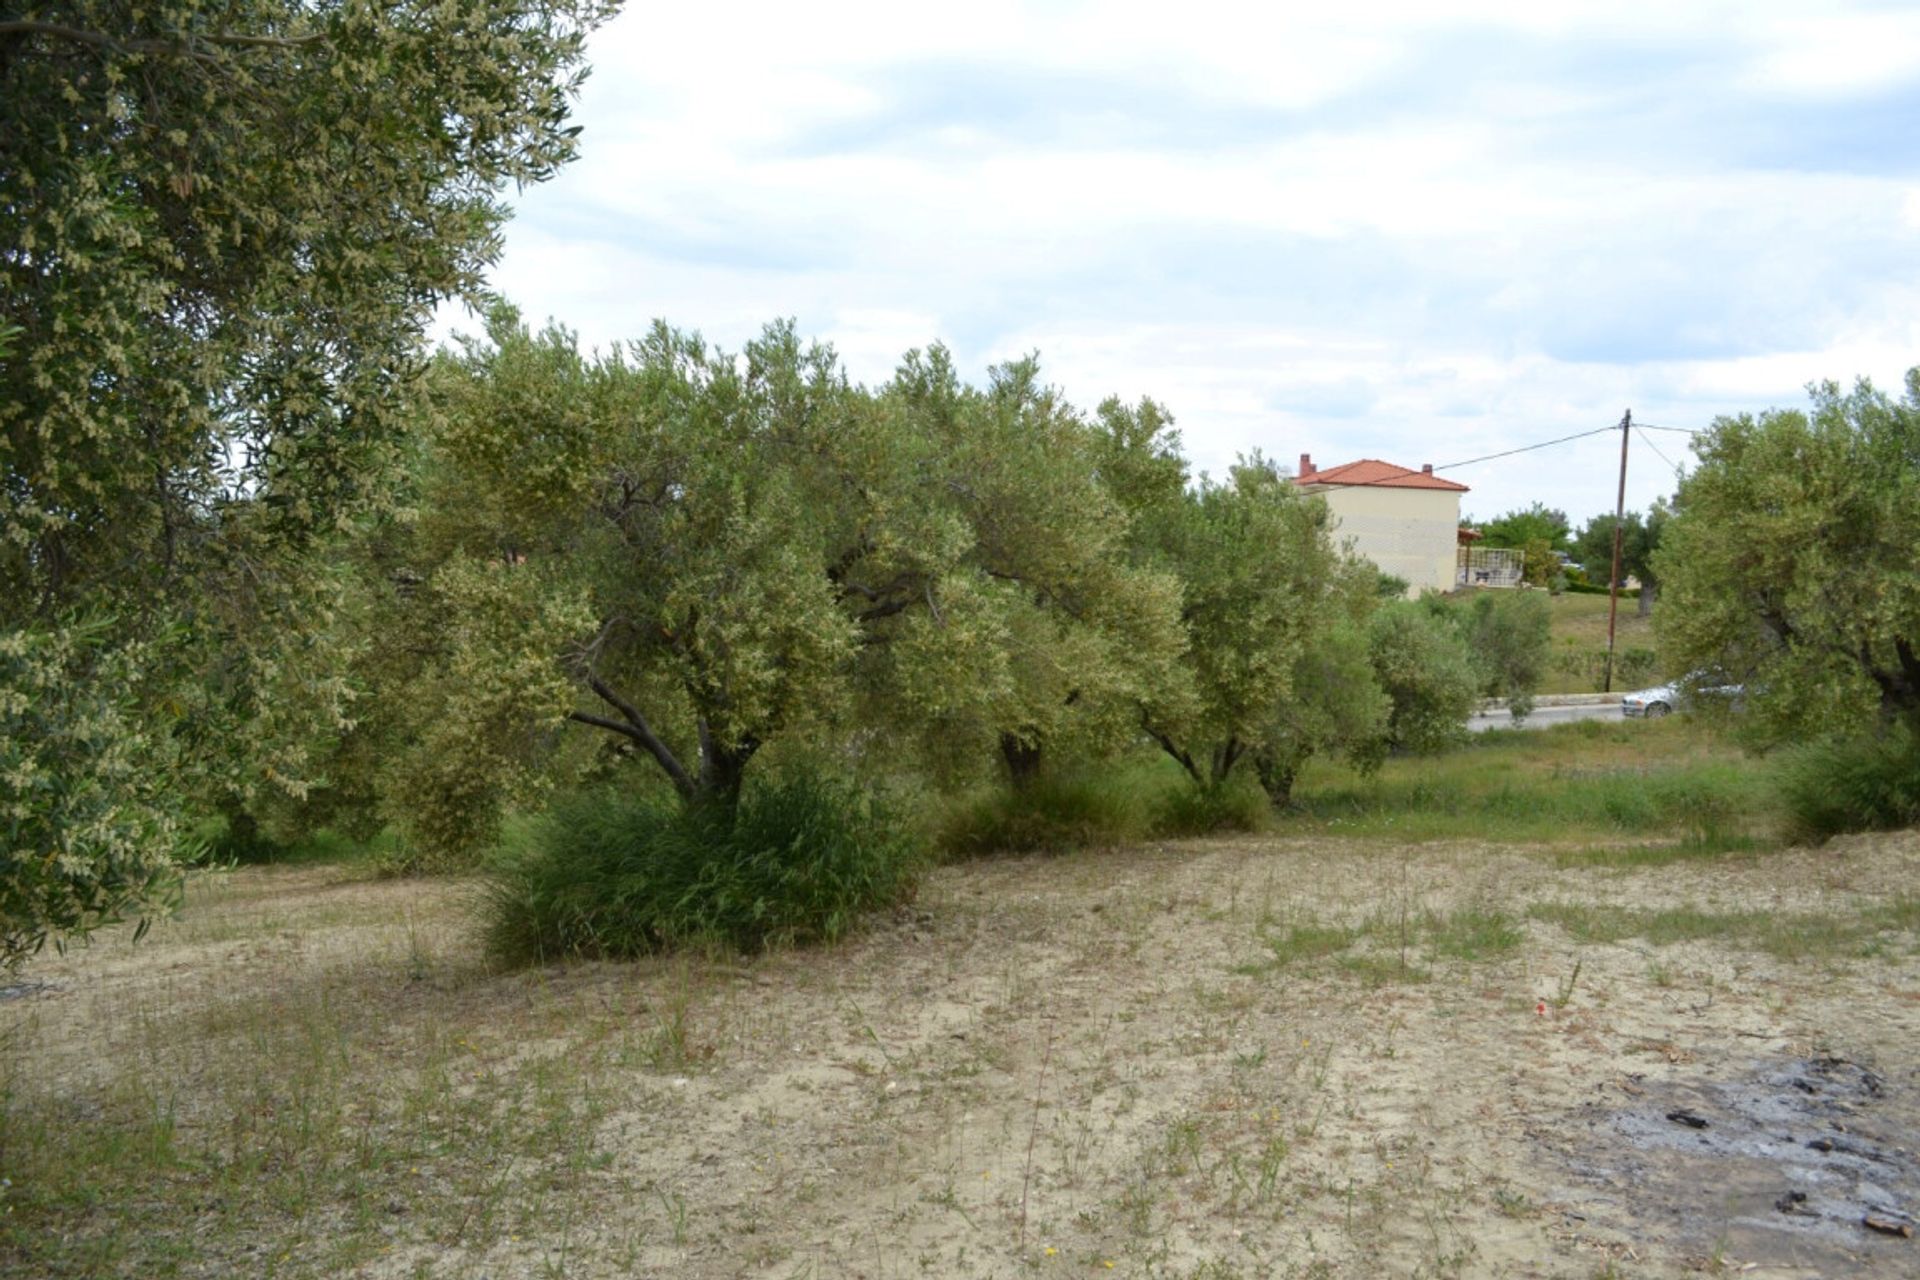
[[1000, 732, 1044, 792]]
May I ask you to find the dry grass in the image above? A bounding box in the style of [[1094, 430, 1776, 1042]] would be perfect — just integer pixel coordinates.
[[5, 823, 1919, 1278]]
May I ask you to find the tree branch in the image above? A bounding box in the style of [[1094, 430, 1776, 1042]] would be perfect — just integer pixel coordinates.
[[856, 596, 917, 624], [1143, 717, 1200, 785], [580, 674, 695, 799], [568, 709, 643, 740]]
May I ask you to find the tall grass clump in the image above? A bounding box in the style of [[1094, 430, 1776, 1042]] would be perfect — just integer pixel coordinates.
[[483, 773, 923, 963], [938, 771, 1154, 858], [1149, 776, 1269, 838], [1780, 726, 1920, 845]]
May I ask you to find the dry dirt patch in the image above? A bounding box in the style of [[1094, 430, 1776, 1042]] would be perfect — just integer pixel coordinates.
[[3, 834, 1918, 1278]]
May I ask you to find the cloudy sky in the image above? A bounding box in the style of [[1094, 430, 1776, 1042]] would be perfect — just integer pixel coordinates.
[[467, 0, 1920, 525]]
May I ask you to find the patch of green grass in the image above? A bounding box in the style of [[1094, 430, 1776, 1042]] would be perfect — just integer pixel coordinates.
[[1424, 904, 1523, 960], [187, 817, 392, 868], [1527, 902, 1751, 946], [1540, 592, 1664, 695], [1287, 717, 1778, 846], [1551, 835, 1767, 869], [1150, 776, 1270, 839], [1872, 895, 1920, 933], [1240, 903, 1521, 981], [1261, 922, 1359, 966], [1528, 896, 1920, 960], [1336, 953, 1431, 986], [936, 759, 1267, 858], [0, 969, 663, 1280]]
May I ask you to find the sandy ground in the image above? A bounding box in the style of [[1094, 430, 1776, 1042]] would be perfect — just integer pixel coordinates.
[[5, 831, 1919, 1279]]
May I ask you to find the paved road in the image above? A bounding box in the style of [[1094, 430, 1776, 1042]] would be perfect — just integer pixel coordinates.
[[1468, 701, 1624, 733]]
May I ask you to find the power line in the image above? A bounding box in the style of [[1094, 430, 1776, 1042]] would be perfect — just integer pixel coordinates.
[[1299, 416, 1699, 489], [1431, 425, 1617, 472], [1635, 426, 1683, 474]]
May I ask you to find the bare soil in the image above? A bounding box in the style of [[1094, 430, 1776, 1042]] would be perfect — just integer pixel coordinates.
[[5, 830, 1919, 1279]]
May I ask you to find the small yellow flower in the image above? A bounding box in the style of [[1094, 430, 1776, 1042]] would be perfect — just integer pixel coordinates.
[[1044, 1246, 1057, 1256], [1104, 1262, 1116, 1270]]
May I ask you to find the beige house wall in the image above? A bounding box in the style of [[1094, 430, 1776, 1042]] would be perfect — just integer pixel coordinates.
[[1308, 484, 1461, 596]]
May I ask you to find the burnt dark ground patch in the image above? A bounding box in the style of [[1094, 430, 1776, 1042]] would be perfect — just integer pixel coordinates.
[[1535, 1054, 1918, 1273]]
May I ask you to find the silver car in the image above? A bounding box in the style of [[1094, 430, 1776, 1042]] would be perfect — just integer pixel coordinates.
[[1622, 675, 1744, 718]]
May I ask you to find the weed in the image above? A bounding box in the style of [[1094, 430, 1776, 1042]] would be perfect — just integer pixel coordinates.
[[1550, 959, 1583, 1009], [1425, 904, 1522, 961], [1261, 921, 1358, 967], [1492, 1185, 1534, 1218], [656, 1188, 690, 1246], [1150, 778, 1269, 839], [1337, 953, 1432, 985], [1780, 725, 1920, 844]]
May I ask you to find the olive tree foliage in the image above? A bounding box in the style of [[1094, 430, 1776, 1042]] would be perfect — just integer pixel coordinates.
[[362, 312, 867, 858], [351, 313, 1188, 859], [1129, 457, 1342, 787], [0, 0, 613, 949], [2, 0, 613, 602], [1656, 372, 1920, 743], [1249, 562, 1392, 808], [1431, 589, 1552, 720], [0, 621, 180, 966], [1366, 602, 1481, 754], [876, 361, 1187, 790]]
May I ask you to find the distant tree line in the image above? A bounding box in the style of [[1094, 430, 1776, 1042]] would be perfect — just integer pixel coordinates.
[[1470, 499, 1668, 611]]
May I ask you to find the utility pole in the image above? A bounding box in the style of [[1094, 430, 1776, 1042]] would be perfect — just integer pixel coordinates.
[[1603, 409, 1631, 693]]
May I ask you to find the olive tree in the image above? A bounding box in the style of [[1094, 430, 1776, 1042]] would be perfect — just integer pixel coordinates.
[[1134, 457, 1341, 788], [1, 0, 613, 953], [366, 315, 1187, 859], [1657, 372, 1920, 742], [1249, 562, 1392, 808], [1367, 602, 1481, 754], [876, 359, 1187, 790]]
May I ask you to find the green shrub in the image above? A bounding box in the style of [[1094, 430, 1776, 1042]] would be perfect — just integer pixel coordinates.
[[939, 772, 1151, 858], [1438, 590, 1552, 717], [1151, 777, 1269, 837], [1368, 604, 1478, 752], [1780, 727, 1920, 845], [483, 773, 924, 963]]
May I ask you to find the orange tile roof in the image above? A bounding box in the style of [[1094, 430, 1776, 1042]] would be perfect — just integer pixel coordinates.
[[1294, 458, 1469, 492]]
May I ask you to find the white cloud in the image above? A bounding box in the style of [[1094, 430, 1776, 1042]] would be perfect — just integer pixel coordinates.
[[1741, 11, 1920, 96], [454, 0, 1920, 526]]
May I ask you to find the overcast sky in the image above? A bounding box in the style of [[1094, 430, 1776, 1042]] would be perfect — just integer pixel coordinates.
[[461, 0, 1920, 525]]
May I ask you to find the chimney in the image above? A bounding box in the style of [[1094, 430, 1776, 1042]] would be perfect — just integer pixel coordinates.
[[1421, 464, 1433, 474], [1299, 453, 1314, 478]]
